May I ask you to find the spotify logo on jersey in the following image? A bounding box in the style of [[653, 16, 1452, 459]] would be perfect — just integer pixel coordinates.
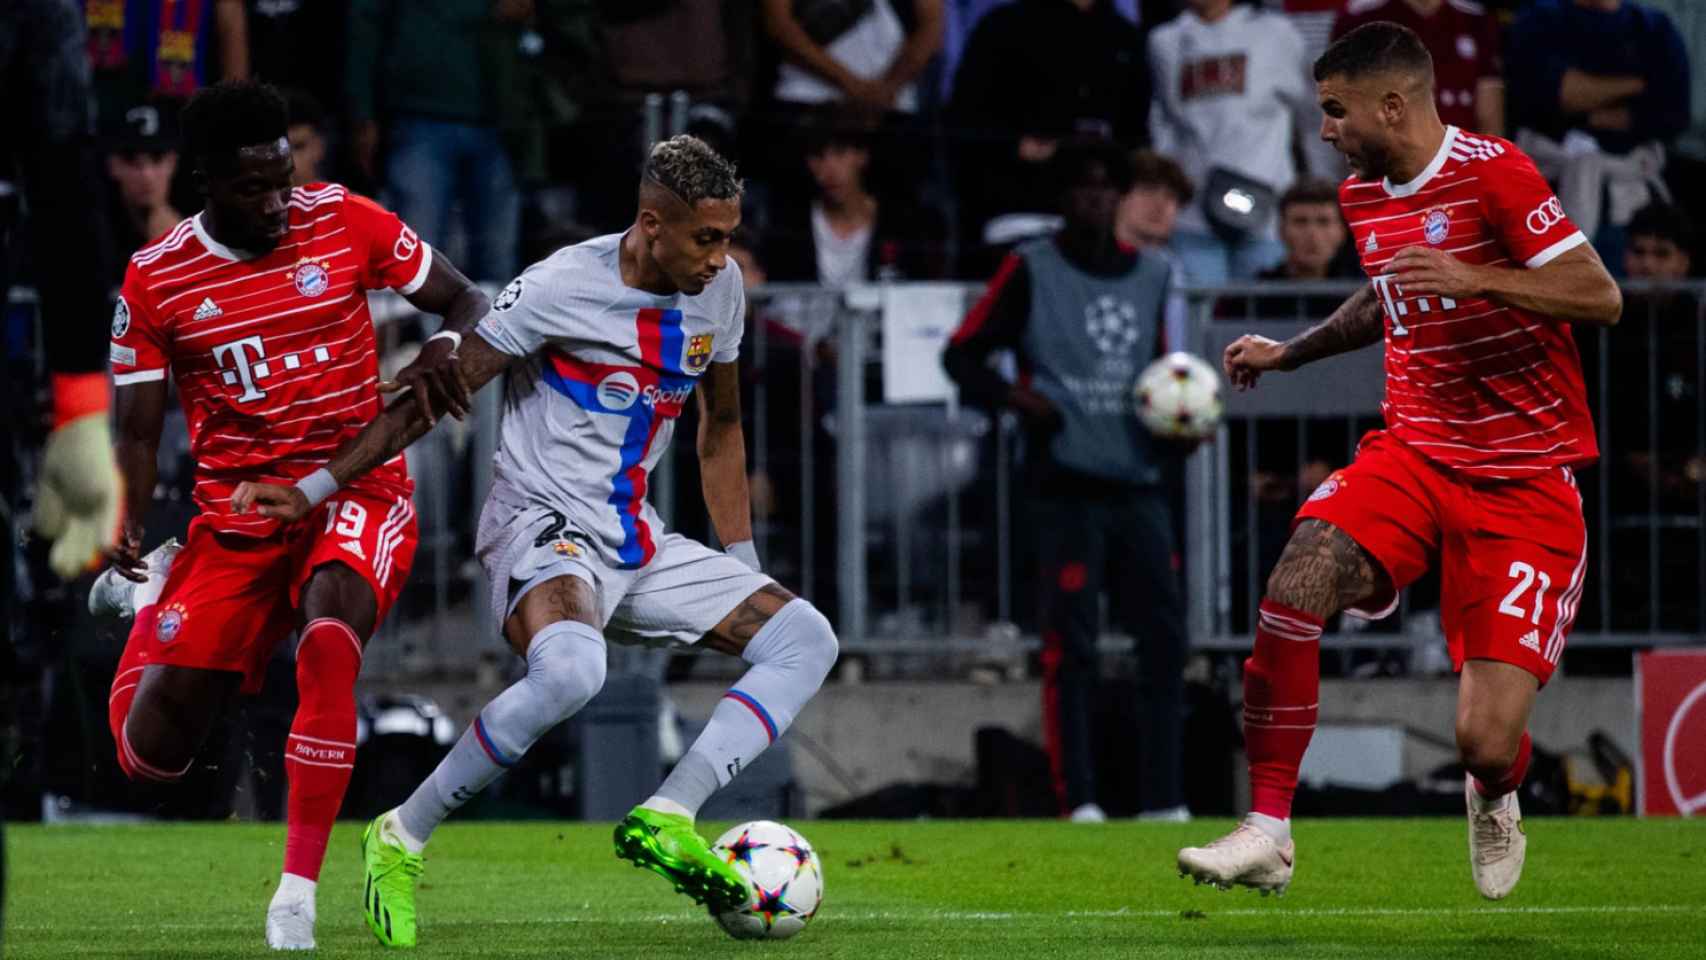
[[597, 371, 641, 410]]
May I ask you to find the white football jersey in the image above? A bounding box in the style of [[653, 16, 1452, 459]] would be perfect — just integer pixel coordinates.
[[474, 233, 745, 570]]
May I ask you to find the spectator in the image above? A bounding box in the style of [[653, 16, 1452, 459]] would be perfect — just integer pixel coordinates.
[[1643, 0, 1706, 158], [1263, 179, 1359, 283], [1506, 0, 1690, 156], [346, 0, 526, 281], [101, 103, 184, 264], [763, 0, 946, 115], [948, 0, 1150, 274], [1116, 150, 1193, 251], [87, 0, 249, 120], [1624, 200, 1695, 279], [764, 120, 949, 284], [1332, 0, 1504, 137], [1149, 0, 1316, 283], [942, 139, 1193, 823], [283, 87, 327, 187]]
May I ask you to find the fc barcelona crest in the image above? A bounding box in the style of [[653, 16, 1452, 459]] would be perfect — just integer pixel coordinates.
[[685, 334, 714, 373]]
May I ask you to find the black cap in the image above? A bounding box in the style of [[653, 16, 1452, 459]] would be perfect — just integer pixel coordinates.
[[101, 99, 180, 154]]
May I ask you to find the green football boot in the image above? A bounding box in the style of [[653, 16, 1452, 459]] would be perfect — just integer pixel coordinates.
[[361, 812, 425, 948], [613, 807, 751, 913]]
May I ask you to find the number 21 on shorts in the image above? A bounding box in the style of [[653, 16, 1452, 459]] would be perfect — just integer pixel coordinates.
[[1499, 560, 1551, 625]]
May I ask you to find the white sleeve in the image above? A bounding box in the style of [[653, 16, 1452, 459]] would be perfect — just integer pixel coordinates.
[[474, 268, 556, 358]]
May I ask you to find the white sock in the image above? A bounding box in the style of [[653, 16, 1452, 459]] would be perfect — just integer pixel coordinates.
[[395, 620, 605, 845], [652, 599, 837, 816], [383, 809, 428, 855], [271, 872, 317, 905], [638, 796, 694, 820], [1246, 812, 1291, 844]]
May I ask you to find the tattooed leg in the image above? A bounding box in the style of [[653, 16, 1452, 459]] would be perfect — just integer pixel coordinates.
[[1266, 519, 1389, 620]]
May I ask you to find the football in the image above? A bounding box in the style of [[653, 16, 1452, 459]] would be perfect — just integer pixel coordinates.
[[709, 820, 824, 940], [1135, 351, 1224, 441]]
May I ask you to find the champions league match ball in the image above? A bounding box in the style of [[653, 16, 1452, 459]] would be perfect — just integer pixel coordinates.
[[709, 821, 824, 940], [1135, 351, 1224, 441]]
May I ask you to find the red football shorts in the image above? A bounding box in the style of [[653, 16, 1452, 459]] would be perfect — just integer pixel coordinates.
[[124, 489, 417, 694], [1295, 431, 1587, 685]]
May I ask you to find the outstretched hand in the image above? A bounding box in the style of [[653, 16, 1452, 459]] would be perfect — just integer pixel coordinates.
[[1223, 334, 1288, 391], [231, 481, 312, 522], [380, 335, 471, 423]]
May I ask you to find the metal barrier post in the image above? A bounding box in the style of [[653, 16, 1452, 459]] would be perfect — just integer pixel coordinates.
[[836, 299, 867, 644]]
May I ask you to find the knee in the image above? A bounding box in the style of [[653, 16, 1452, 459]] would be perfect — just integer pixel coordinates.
[[787, 601, 839, 682], [529, 630, 606, 719], [1455, 721, 1519, 779], [749, 600, 839, 684], [115, 719, 190, 784]]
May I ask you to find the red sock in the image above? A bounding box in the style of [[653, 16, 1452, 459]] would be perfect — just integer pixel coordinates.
[[1244, 599, 1324, 820], [1473, 731, 1532, 799], [283, 618, 364, 881], [109, 606, 158, 779]]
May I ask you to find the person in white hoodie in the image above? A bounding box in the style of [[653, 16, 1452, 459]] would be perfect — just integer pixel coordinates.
[[1149, 0, 1317, 283]]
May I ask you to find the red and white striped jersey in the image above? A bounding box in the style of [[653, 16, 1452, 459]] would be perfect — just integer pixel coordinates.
[[1342, 126, 1599, 479], [109, 183, 426, 536]]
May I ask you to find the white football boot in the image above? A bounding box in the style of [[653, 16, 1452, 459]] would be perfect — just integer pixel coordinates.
[[88, 537, 180, 618], [265, 875, 317, 950], [1177, 818, 1295, 895], [1068, 803, 1108, 823], [1466, 780, 1527, 900]]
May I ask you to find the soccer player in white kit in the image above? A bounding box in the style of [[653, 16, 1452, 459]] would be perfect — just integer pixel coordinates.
[[233, 136, 839, 948]]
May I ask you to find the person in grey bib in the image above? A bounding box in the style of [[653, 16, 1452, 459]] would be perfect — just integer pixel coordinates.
[[943, 138, 1195, 823]]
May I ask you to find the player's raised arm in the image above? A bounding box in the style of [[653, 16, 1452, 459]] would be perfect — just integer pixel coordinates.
[[1223, 283, 1384, 391], [231, 330, 516, 521], [695, 360, 755, 564]]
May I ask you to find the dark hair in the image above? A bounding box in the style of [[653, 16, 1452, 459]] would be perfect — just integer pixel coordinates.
[[1129, 150, 1194, 204], [1049, 137, 1133, 195], [801, 107, 874, 157], [1313, 22, 1434, 86], [180, 80, 290, 175], [1280, 178, 1341, 214], [644, 134, 743, 205], [283, 86, 325, 131], [1627, 202, 1695, 251]]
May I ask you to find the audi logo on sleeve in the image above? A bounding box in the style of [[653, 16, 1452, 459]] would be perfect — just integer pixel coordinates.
[[1526, 197, 1566, 235]]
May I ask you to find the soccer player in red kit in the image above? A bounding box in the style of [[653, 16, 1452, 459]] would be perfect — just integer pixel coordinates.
[[90, 81, 488, 950], [1177, 23, 1621, 900]]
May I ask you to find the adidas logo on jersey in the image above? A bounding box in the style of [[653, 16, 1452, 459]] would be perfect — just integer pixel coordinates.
[[193, 298, 223, 321], [339, 540, 367, 561], [1364, 231, 1379, 253], [1519, 629, 1541, 653]]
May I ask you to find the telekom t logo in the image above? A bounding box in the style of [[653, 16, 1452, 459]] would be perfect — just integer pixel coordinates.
[[212, 336, 334, 402], [212, 336, 268, 402]]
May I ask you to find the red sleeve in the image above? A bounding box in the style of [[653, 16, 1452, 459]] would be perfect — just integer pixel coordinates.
[[1480, 144, 1587, 268], [340, 190, 432, 293], [109, 261, 171, 385]]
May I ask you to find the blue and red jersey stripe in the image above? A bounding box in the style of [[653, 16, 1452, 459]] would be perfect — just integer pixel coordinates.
[[538, 308, 694, 568]]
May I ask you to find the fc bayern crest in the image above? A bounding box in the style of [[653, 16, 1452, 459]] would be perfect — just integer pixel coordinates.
[[112, 297, 131, 338], [292, 258, 331, 297], [156, 604, 187, 643], [1423, 208, 1451, 245]]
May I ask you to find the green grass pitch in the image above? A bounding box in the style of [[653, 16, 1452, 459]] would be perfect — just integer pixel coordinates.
[[5, 818, 1704, 958]]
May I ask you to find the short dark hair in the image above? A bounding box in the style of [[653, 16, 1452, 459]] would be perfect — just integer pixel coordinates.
[[1280, 178, 1341, 215], [1050, 137, 1133, 195], [1130, 150, 1193, 204], [1313, 22, 1434, 87], [644, 134, 743, 205], [1627, 202, 1695, 250], [180, 80, 289, 175]]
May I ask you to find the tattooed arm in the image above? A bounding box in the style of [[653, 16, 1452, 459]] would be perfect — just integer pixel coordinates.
[[1223, 284, 1384, 390]]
